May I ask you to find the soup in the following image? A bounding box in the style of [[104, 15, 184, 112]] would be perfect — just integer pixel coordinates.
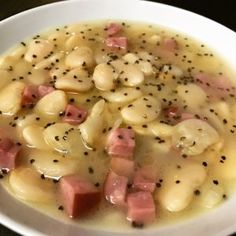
[[0, 20, 235, 230]]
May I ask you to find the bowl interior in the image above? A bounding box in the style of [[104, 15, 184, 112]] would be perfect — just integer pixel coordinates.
[[0, 0, 236, 235]]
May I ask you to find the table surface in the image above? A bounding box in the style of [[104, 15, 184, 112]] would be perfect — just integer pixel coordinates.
[[0, 0, 235, 235]]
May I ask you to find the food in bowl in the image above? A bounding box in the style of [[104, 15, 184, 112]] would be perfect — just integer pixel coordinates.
[[0, 20, 235, 229]]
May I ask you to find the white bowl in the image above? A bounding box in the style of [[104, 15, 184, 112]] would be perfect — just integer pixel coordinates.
[[0, 0, 236, 235]]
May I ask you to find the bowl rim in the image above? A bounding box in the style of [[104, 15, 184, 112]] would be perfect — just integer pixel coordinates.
[[0, 0, 236, 236]]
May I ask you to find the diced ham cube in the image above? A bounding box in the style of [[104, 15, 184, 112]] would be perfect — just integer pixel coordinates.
[[106, 23, 122, 36], [127, 191, 156, 224], [22, 85, 39, 105], [37, 85, 55, 97], [0, 138, 21, 171], [133, 167, 156, 192], [59, 174, 101, 218], [62, 104, 87, 125], [106, 128, 135, 158], [110, 157, 134, 178], [195, 73, 235, 99], [105, 37, 128, 50], [104, 171, 128, 206], [162, 38, 178, 52]]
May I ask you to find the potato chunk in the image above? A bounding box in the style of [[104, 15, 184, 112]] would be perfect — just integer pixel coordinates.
[[0, 81, 25, 115], [35, 90, 67, 119], [172, 119, 220, 155], [121, 96, 161, 124]]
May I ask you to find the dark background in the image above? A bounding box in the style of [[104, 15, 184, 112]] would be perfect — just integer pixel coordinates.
[[0, 0, 235, 235]]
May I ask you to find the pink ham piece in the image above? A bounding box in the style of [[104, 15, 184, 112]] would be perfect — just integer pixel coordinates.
[[105, 36, 128, 50], [195, 73, 235, 99], [162, 38, 178, 52], [106, 128, 135, 158], [127, 191, 156, 224], [58, 174, 101, 218], [104, 171, 128, 206], [181, 112, 195, 120], [37, 85, 55, 97], [164, 106, 194, 124], [132, 167, 156, 193], [106, 23, 122, 36], [110, 157, 134, 178], [22, 85, 39, 105], [62, 104, 87, 125], [0, 138, 21, 171]]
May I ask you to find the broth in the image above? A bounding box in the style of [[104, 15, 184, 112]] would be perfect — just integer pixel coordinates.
[[0, 20, 236, 230]]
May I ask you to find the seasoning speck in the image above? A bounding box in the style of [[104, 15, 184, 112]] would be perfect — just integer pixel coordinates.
[[132, 221, 144, 228]]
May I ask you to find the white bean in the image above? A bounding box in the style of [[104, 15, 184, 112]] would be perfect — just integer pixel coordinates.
[[121, 96, 161, 124], [157, 160, 206, 212], [150, 122, 173, 137], [9, 45, 27, 59], [49, 64, 71, 81], [93, 63, 117, 91], [120, 64, 144, 86], [48, 32, 67, 49], [24, 39, 54, 63], [23, 125, 49, 150], [172, 119, 220, 155], [122, 53, 139, 64], [197, 181, 224, 209], [16, 114, 38, 129], [27, 68, 49, 86], [35, 52, 64, 70], [0, 81, 25, 115], [148, 34, 162, 44], [174, 160, 207, 188], [137, 61, 154, 76], [29, 149, 80, 178], [9, 167, 55, 203], [0, 69, 11, 89], [55, 67, 93, 92], [158, 181, 194, 212], [213, 139, 236, 179], [65, 46, 95, 69], [43, 123, 84, 155], [111, 60, 144, 86], [65, 34, 88, 51], [151, 139, 172, 153], [102, 87, 143, 103], [177, 83, 207, 110], [12, 61, 32, 79], [35, 90, 67, 119], [123, 53, 154, 76], [79, 100, 106, 148], [163, 64, 183, 77]]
